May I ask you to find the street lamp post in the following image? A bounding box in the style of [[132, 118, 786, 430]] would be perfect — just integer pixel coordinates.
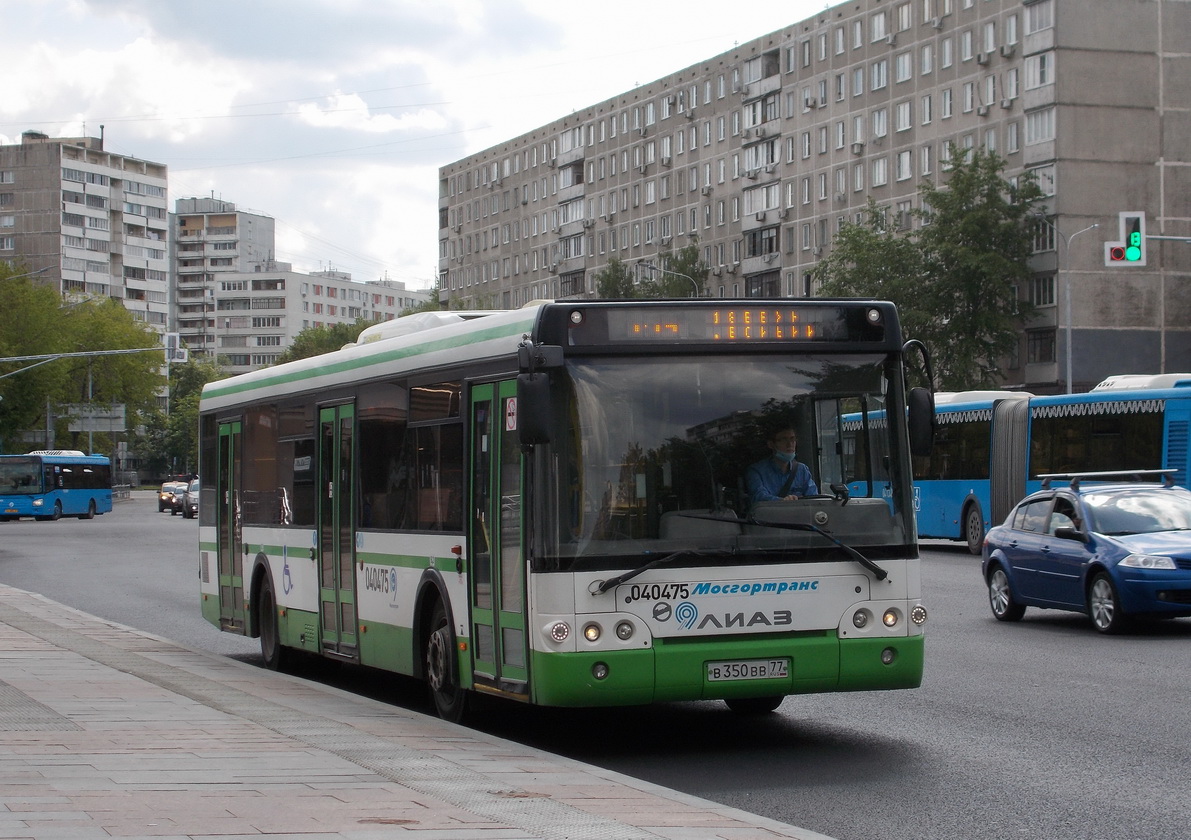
[[637, 260, 701, 297], [1057, 223, 1099, 394]]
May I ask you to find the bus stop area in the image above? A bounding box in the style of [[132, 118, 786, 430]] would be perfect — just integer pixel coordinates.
[[0, 583, 835, 840]]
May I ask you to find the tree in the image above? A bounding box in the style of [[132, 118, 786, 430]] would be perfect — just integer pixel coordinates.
[[273, 318, 379, 365], [592, 244, 709, 299], [0, 265, 164, 454], [593, 257, 638, 298], [813, 147, 1043, 389]]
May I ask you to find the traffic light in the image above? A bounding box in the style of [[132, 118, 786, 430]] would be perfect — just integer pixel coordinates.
[[1104, 211, 1146, 266]]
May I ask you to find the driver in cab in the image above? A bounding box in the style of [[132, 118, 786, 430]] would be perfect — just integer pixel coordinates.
[[746, 427, 818, 502]]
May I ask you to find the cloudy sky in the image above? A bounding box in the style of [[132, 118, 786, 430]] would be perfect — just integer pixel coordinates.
[[4, 0, 825, 291]]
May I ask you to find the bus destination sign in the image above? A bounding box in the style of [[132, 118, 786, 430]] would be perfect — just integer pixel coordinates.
[[588, 305, 878, 344]]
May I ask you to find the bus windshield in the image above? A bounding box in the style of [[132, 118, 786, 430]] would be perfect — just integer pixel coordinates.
[[0, 458, 44, 495], [534, 353, 912, 568]]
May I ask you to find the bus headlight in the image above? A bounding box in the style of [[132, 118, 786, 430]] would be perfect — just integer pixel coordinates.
[[882, 608, 900, 628], [615, 620, 634, 640], [910, 605, 928, 625], [852, 609, 871, 628], [548, 621, 570, 643], [583, 623, 601, 642], [32, 499, 43, 507]]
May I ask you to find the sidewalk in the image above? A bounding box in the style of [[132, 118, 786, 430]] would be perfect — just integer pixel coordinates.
[[0, 585, 836, 840]]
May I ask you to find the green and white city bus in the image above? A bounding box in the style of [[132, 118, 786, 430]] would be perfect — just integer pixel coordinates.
[[198, 299, 932, 720]]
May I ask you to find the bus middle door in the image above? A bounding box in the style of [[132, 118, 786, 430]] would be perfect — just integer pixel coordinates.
[[318, 403, 358, 660], [468, 381, 529, 697]]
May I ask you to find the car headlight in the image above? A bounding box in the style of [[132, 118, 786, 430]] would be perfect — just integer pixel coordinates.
[[1120, 554, 1177, 570]]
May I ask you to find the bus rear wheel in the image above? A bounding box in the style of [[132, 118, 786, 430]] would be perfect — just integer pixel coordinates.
[[79, 500, 97, 520], [258, 574, 287, 671], [424, 600, 467, 722], [964, 505, 984, 555]]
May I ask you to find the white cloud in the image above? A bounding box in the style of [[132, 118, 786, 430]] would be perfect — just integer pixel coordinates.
[[4, 0, 826, 290]]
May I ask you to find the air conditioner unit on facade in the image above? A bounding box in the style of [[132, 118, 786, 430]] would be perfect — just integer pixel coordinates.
[[813, 247, 823, 257], [1000, 99, 1012, 109], [764, 163, 776, 173], [756, 211, 766, 222], [582, 219, 594, 229], [661, 155, 672, 166], [1000, 43, 1016, 57], [851, 142, 865, 154], [976, 52, 989, 65], [977, 105, 990, 116], [701, 185, 713, 195], [930, 17, 942, 29], [661, 236, 671, 245], [712, 267, 722, 276], [756, 126, 767, 137]]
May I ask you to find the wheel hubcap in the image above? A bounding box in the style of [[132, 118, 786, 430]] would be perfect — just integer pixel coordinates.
[[427, 627, 448, 692], [1090, 579, 1114, 629], [990, 571, 1010, 615]]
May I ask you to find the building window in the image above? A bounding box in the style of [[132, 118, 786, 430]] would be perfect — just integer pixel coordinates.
[[1027, 329, 1056, 364], [1030, 275, 1055, 307], [1025, 108, 1055, 145]]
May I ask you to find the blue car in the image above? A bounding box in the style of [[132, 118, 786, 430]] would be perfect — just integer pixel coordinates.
[[982, 478, 1191, 633]]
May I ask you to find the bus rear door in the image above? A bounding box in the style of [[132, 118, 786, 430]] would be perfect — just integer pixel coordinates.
[[318, 403, 358, 659], [468, 381, 529, 697]]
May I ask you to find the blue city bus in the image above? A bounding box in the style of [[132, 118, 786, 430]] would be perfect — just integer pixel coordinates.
[[913, 375, 1191, 553], [0, 451, 114, 521]]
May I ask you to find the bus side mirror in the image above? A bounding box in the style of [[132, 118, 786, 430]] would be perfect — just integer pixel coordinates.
[[907, 387, 934, 458], [517, 373, 552, 446]]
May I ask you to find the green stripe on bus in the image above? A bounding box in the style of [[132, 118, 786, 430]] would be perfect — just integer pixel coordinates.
[[204, 317, 535, 400]]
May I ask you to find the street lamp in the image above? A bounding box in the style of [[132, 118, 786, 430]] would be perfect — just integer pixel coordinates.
[[1036, 218, 1099, 394], [637, 260, 701, 297]]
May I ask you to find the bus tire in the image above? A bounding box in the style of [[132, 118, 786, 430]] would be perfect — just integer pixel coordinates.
[[79, 500, 97, 520], [48, 501, 63, 521], [964, 504, 984, 555], [725, 696, 784, 715], [258, 573, 288, 671], [424, 599, 467, 722]]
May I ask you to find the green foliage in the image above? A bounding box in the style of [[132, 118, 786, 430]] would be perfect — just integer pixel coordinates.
[[813, 147, 1043, 390], [593, 244, 709, 299], [273, 318, 379, 365], [593, 257, 639, 299], [136, 355, 226, 477], [0, 265, 165, 454]]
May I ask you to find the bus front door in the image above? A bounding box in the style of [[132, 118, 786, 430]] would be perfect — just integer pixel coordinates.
[[216, 420, 245, 633], [318, 403, 358, 660], [468, 382, 529, 697]]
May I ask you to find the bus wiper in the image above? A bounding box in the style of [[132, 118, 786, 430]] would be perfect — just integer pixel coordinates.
[[591, 549, 705, 595], [675, 511, 888, 580], [747, 516, 888, 580]]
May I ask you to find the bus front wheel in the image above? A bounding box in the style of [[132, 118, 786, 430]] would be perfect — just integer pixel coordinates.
[[424, 600, 467, 722], [964, 505, 984, 555]]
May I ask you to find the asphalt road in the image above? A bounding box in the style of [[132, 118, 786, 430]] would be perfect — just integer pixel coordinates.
[[2, 493, 1190, 840]]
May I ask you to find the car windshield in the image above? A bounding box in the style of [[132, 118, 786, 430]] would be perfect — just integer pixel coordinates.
[[1082, 488, 1191, 536], [529, 353, 915, 571]]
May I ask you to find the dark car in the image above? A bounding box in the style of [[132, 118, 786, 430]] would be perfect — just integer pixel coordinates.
[[982, 476, 1191, 633], [158, 481, 185, 514], [181, 478, 199, 519]]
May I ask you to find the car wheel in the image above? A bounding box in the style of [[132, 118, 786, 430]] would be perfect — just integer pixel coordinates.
[[258, 574, 288, 671], [424, 600, 467, 722], [724, 696, 784, 715], [988, 565, 1025, 621], [964, 505, 985, 555], [1088, 572, 1128, 634]]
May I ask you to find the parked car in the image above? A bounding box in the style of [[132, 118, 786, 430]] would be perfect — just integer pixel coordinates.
[[181, 478, 199, 519], [158, 481, 185, 514], [982, 476, 1191, 633]]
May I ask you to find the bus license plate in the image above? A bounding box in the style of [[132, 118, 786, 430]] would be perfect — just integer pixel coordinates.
[[706, 658, 789, 682]]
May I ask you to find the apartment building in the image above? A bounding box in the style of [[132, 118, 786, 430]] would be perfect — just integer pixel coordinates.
[[209, 265, 428, 374], [1, 130, 170, 329], [172, 197, 278, 356], [437, 0, 1190, 392]]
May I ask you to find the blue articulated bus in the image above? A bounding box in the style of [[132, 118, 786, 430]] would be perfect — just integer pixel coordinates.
[[0, 450, 113, 521], [914, 375, 1191, 553]]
